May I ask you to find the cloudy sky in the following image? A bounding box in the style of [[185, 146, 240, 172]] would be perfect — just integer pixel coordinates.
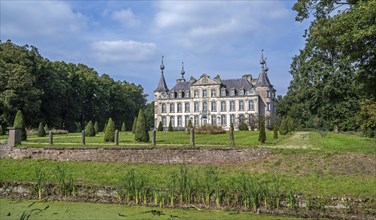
[[1, 0, 309, 102]]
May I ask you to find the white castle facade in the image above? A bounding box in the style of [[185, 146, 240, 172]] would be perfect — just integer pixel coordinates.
[[153, 53, 276, 130]]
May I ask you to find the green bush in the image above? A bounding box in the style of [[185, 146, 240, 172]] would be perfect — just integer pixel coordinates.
[[196, 125, 225, 134], [75, 122, 81, 132], [238, 122, 249, 131], [44, 124, 49, 132], [157, 121, 163, 131], [104, 118, 115, 142], [135, 109, 149, 142], [37, 122, 46, 137], [85, 121, 96, 137], [13, 110, 27, 141], [279, 117, 288, 135], [287, 117, 295, 132], [258, 117, 266, 144], [168, 120, 173, 132], [186, 119, 193, 134], [0, 125, 3, 135], [365, 127, 375, 138], [94, 121, 99, 134], [121, 122, 126, 132], [132, 117, 137, 134]]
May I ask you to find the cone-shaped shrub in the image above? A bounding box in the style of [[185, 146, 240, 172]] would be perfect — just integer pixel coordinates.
[[135, 109, 149, 142], [279, 117, 288, 135], [37, 122, 46, 137], [168, 120, 173, 132], [186, 119, 193, 134], [94, 121, 99, 134], [132, 117, 138, 134], [157, 121, 163, 131], [13, 110, 27, 141], [0, 125, 3, 135], [44, 124, 49, 132], [103, 122, 107, 133], [85, 121, 95, 137], [121, 122, 126, 132], [104, 118, 115, 142], [287, 117, 295, 132], [273, 122, 279, 139], [258, 117, 266, 144]]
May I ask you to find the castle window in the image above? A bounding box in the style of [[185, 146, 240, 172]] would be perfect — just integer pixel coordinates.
[[177, 116, 182, 127], [162, 103, 166, 113], [194, 102, 199, 112], [230, 88, 235, 96], [221, 115, 227, 126], [239, 114, 245, 124], [177, 103, 182, 112], [267, 90, 271, 98], [170, 103, 175, 113], [249, 101, 254, 111], [178, 91, 182, 98], [267, 102, 271, 111], [185, 103, 190, 113], [239, 101, 244, 111], [194, 115, 199, 126], [162, 116, 166, 127], [194, 90, 199, 98], [185, 115, 189, 126], [211, 89, 216, 97], [239, 88, 244, 96], [185, 90, 190, 98], [230, 101, 235, 111], [203, 102, 208, 111], [221, 101, 226, 112], [221, 88, 226, 96], [230, 114, 235, 125], [211, 102, 217, 111], [170, 116, 175, 127], [211, 115, 216, 125], [202, 89, 207, 97]]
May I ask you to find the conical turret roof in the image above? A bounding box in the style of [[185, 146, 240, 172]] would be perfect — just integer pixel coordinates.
[[155, 56, 169, 92]]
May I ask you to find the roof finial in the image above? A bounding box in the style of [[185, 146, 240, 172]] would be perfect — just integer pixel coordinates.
[[160, 56, 165, 72], [181, 61, 185, 79]]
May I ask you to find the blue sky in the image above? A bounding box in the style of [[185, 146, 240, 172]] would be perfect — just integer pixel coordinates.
[[1, 0, 309, 102]]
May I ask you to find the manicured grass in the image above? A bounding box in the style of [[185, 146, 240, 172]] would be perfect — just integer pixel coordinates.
[[1, 158, 375, 198], [0, 198, 311, 220]]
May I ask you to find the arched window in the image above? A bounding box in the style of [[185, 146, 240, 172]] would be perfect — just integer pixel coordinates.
[[221, 101, 226, 112], [249, 100, 254, 111], [230, 101, 235, 111], [239, 101, 244, 111], [162, 103, 166, 113]]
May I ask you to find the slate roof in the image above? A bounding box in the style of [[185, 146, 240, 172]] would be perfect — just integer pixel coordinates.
[[154, 73, 169, 92], [170, 81, 190, 91], [221, 79, 252, 90], [255, 70, 272, 87]]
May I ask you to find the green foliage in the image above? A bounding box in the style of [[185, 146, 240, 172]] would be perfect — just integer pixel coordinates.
[[0, 125, 3, 135], [279, 118, 288, 135], [121, 122, 126, 132], [135, 109, 149, 142], [287, 117, 294, 132], [85, 121, 95, 137], [75, 122, 81, 132], [357, 99, 376, 136], [168, 120, 173, 132], [143, 102, 154, 131], [37, 122, 46, 137], [157, 121, 163, 131], [239, 122, 249, 131], [258, 117, 266, 144], [104, 118, 115, 142], [132, 117, 137, 134], [273, 123, 279, 139], [13, 110, 27, 141], [196, 125, 226, 134], [44, 124, 49, 132], [94, 121, 99, 134]]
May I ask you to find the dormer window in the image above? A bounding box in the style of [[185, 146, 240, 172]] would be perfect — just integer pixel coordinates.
[[239, 88, 244, 96], [194, 90, 199, 98], [185, 90, 190, 98], [267, 90, 271, 98], [221, 88, 226, 96], [178, 91, 182, 98], [230, 88, 235, 96], [211, 89, 216, 97]]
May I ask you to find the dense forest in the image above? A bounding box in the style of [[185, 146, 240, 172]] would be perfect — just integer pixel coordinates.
[[277, 0, 375, 135], [0, 40, 149, 132]]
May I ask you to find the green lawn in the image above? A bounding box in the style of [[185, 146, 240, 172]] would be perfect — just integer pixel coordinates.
[[0, 198, 313, 220]]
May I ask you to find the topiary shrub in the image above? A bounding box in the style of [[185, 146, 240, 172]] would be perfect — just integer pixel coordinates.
[[196, 125, 226, 134], [13, 110, 27, 141], [132, 117, 138, 134], [135, 109, 149, 142], [37, 122, 46, 137], [168, 120, 173, 132], [239, 122, 249, 131], [44, 124, 49, 132], [258, 117, 266, 144], [186, 119, 193, 134], [287, 116, 295, 132], [85, 121, 95, 137], [104, 118, 115, 142], [0, 125, 3, 135], [157, 121, 163, 131], [279, 117, 288, 135], [94, 121, 99, 134], [273, 122, 279, 139], [121, 122, 126, 132]]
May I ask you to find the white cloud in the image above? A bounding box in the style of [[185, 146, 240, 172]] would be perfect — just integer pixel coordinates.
[[111, 8, 140, 27], [91, 40, 156, 62], [1, 1, 87, 39]]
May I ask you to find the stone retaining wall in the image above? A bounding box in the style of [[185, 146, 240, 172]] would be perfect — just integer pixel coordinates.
[[2, 147, 268, 164]]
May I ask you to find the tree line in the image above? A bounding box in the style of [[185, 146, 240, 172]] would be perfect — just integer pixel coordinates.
[[0, 40, 149, 132], [277, 0, 376, 136]]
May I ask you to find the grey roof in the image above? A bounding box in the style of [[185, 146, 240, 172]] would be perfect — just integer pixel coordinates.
[[221, 79, 252, 90], [256, 70, 272, 87], [155, 73, 169, 92], [170, 81, 190, 91]]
